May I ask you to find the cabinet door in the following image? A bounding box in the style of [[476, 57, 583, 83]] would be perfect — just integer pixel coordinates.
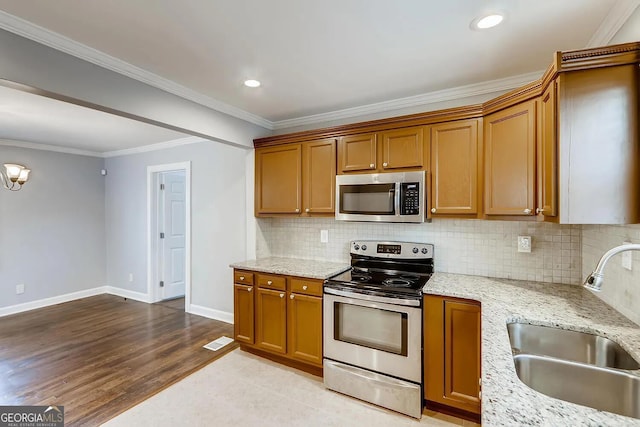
[[233, 284, 254, 345], [538, 82, 557, 218], [443, 300, 481, 413], [380, 126, 424, 170], [484, 101, 536, 216], [338, 133, 377, 173], [256, 287, 287, 354], [302, 138, 336, 215], [255, 144, 302, 214], [430, 120, 480, 215], [424, 295, 481, 415], [287, 293, 322, 366]]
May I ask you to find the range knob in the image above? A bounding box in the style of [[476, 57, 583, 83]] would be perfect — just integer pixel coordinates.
[[354, 244, 360, 250], [412, 247, 419, 254], [361, 244, 367, 251], [421, 248, 428, 254]]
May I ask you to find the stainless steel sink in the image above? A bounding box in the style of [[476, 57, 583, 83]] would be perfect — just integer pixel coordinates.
[[508, 322, 640, 370], [514, 354, 640, 419]]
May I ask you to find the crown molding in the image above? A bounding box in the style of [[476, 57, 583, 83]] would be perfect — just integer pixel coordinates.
[[0, 11, 273, 130], [102, 136, 209, 158], [271, 70, 543, 130], [587, 0, 640, 47], [0, 138, 102, 157]]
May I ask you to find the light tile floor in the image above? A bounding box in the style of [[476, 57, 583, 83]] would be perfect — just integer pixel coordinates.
[[104, 349, 480, 426]]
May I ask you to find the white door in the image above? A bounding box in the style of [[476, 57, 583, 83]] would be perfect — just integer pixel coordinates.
[[159, 170, 186, 300]]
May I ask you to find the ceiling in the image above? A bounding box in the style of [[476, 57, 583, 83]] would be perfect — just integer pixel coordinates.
[[0, 0, 637, 152]]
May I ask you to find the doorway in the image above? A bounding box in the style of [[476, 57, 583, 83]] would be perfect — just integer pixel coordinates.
[[147, 162, 191, 309]]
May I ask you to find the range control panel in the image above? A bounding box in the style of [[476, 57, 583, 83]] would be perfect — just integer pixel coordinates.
[[350, 241, 434, 259]]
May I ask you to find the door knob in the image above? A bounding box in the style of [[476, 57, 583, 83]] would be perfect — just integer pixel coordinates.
[[524, 208, 532, 214], [279, 293, 284, 298], [302, 285, 308, 291], [239, 276, 245, 280], [267, 280, 273, 285], [369, 163, 375, 168], [290, 294, 294, 299], [431, 208, 436, 213], [295, 208, 300, 213], [383, 162, 388, 167], [247, 287, 252, 292], [305, 208, 310, 213]]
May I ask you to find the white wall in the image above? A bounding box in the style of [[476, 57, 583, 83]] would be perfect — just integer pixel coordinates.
[[0, 145, 106, 309], [610, 5, 640, 44], [105, 140, 251, 317]]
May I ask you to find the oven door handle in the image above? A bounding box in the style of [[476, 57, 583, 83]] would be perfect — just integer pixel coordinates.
[[323, 287, 421, 307]]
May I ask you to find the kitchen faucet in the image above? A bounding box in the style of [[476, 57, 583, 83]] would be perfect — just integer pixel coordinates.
[[583, 243, 640, 291]]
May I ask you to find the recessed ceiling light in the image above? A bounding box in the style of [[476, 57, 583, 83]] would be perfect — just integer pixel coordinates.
[[474, 14, 504, 29], [244, 79, 261, 88]]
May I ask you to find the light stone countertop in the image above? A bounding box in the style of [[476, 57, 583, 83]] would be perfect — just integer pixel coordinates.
[[230, 257, 350, 280], [424, 272, 640, 426]]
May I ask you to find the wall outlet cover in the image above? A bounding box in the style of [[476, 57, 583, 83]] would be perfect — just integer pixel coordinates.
[[517, 236, 532, 253], [16, 283, 25, 294], [320, 230, 329, 243]]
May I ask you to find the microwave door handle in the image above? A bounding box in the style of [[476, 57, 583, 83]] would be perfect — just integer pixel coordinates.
[[393, 183, 400, 216]]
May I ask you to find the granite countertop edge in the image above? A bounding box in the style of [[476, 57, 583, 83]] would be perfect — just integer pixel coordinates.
[[229, 256, 350, 280], [423, 272, 640, 427]]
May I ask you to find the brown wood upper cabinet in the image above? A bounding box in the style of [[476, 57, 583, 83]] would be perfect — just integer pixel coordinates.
[[424, 294, 481, 415], [338, 126, 425, 174], [256, 138, 336, 217], [537, 81, 557, 219], [484, 100, 537, 216], [429, 119, 481, 216]]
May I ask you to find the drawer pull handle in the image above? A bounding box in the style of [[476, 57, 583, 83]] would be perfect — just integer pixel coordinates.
[[267, 280, 273, 285], [279, 293, 284, 298], [239, 276, 245, 280], [302, 285, 308, 291]]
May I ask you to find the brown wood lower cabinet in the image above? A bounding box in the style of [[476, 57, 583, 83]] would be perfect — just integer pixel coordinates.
[[424, 294, 481, 415], [233, 269, 323, 370]]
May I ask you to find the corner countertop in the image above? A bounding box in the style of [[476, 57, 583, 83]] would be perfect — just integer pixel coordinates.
[[423, 273, 640, 426], [230, 257, 350, 280]]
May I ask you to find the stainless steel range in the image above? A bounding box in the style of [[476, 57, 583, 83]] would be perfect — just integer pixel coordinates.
[[323, 240, 434, 419]]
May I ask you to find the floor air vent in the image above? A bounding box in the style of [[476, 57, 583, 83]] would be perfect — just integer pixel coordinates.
[[203, 336, 234, 352]]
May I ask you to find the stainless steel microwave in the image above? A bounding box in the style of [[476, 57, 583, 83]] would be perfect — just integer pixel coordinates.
[[335, 171, 426, 223]]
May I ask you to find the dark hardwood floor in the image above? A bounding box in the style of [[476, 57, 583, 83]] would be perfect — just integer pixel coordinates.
[[0, 294, 236, 426]]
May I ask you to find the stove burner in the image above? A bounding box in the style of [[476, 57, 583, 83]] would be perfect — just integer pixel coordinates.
[[351, 273, 372, 282], [382, 278, 413, 287]]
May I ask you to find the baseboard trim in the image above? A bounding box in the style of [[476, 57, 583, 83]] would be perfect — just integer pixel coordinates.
[[188, 304, 233, 324], [105, 286, 151, 303], [0, 286, 108, 317]]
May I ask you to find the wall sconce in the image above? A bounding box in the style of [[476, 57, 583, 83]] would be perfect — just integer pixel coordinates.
[[0, 163, 31, 191]]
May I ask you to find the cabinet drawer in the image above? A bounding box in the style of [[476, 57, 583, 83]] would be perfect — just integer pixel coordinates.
[[257, 274, 287, 291], [234, 270, 254, 285], [290, 278, 323, 296]]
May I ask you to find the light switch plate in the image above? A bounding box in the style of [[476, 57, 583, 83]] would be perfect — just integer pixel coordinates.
[[320, 230, 329, 243], [16, 283, 25, 294], [517, 236, 532, 253], [622, 241, 633, 271]]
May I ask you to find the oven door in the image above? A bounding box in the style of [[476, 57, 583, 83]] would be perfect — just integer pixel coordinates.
[[323, 291, 422, 383]]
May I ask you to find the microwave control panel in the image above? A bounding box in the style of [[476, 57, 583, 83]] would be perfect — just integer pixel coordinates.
[[400, 182, 420, 215]]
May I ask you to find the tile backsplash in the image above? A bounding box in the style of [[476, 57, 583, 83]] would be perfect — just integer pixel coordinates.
[[582, 224, 640, 325], [257, 218, 582, 285]]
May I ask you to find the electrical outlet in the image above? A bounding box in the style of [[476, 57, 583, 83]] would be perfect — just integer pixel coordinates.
[[517, 236, 532, 253], [320, 230, 329, 243], [16, 283, 25, 294], [128, 273, 134, 282], [622, 241, 633, 271]]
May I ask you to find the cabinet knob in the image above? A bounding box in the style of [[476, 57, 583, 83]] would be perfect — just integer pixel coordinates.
[[524, 208, 532, 214], [247, 287, 252, 292], [536, 208, 546, 214], [295, 208, 300, 213], [239, 276, 245, 280], [305, 208, 310, 213], [383, 162, 388, 167], [369, 163, 375, 168], [290, 294, 295, 299], [267, 280, 273, 285], [279, 293, 284, 298], [302, 285, 308, 291], [431, 208, 436, 213]]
